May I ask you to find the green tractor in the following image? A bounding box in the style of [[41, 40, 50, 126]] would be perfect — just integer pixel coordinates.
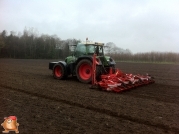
[[49, 41, 116, 83]]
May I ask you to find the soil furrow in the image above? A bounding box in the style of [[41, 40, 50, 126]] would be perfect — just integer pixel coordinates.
[[0, 84, 179, 133], [1, 59, 178, 133]]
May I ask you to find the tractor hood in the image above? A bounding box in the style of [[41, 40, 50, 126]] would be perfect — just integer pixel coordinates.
[[65, 56, 76, 64]]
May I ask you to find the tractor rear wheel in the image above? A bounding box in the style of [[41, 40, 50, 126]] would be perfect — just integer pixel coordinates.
[[76, 59, 94, 83], [53, 63, 66, 79]]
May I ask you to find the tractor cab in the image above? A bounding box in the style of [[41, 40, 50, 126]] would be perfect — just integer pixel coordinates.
[[74, 42, 104, 57], [65, 41, 107, 65]]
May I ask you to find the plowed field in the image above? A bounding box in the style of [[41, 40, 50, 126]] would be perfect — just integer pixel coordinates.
[[0, 59, 179, 133]]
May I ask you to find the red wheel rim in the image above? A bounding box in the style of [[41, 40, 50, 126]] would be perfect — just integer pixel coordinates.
[[55, 66, 62, 77], [79, 63, 92, 80]]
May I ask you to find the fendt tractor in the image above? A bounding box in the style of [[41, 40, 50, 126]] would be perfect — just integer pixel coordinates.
[[49, 39, 154, 93], [49, 40, 115, 83]]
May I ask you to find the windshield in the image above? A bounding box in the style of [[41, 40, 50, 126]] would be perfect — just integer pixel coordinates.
[[87, 45, 103, 55], [87, 45, 94, 53], [74, 43, 104, 57]]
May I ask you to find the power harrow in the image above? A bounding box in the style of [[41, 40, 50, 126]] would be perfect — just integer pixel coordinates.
[[91, 54, 155, 92]]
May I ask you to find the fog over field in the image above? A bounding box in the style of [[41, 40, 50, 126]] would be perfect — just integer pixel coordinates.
[[0, 0, 179, 53]]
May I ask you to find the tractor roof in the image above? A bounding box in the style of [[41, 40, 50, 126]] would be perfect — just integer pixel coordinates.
[[80, 41, 104, 46]]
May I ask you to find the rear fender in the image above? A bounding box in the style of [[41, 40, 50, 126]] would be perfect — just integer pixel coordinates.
[[105, 56, 116, 66], [108, 58, 116, 65], [76, 56, 102, 65], [76, 56, 92, 64], [49, 61, 67, 70]]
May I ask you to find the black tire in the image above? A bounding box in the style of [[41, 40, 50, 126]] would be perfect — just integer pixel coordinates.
[[53, 63, 66, 79], [76, 59, 92, 83]]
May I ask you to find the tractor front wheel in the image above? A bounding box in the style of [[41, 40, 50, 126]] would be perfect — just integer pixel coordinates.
[[76, 59, 93, 83], [53, 63, 66, 79]]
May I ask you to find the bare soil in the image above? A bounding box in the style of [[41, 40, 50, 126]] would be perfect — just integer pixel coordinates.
[[0, 59, 179, 134]]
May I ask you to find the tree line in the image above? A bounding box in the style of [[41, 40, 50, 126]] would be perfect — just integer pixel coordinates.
[[0, 28, 79, 59], [105, 42, 179, 63], [109, 52, 179, 63], [0, 28, 179, 63]]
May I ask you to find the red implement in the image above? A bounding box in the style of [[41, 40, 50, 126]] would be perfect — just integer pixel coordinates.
[[98, 69, 154, 92], [91, 54, 155, 92]]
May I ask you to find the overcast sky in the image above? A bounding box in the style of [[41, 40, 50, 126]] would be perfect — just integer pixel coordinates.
[[0, 0, 179, 53]]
